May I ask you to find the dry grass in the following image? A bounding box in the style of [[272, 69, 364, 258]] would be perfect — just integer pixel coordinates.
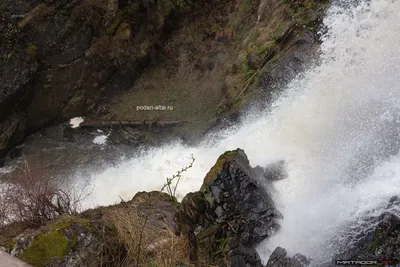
[[103, 206, 193, 267]]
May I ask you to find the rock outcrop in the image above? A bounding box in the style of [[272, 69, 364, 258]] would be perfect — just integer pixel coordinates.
[[254, 160, 288, 181], [178, 148, 281, 266], [2, 191, 186, 267], [330, 196, 400, 264], [4, 149, 400, 267], [2, 149, 283, 266], [0, 0, 195, 162], [0, 0, 330, 164], [266, 247, 310, 267]]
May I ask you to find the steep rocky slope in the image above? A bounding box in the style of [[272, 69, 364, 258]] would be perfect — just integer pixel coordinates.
[[0, 0, 328, 163]]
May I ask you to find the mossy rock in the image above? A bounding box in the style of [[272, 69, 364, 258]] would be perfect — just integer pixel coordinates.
[[14, 215, 95, 266], [200, 149, 243, 192], [197, 224, 231, 265], [49, 214, 94, 232], [18, 231, 71, 266], [6, 240, 16, 253]]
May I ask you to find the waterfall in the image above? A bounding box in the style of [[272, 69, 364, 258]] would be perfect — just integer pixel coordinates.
[[78, 0, 400, 263]]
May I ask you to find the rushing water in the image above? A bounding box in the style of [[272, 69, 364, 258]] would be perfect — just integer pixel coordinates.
[[65, 0, 400, 263]]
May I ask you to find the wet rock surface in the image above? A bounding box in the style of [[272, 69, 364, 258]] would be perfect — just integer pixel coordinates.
[[266, 247, 310, 267], [178, 148, 281, 266], [0, 0, 195, 161], [254, 160, 288, 182], [330, 196, 400, 264]]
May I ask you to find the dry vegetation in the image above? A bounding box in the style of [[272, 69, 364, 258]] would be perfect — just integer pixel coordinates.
[[103, 206, 192, 267], [0, 159, 91, 229]]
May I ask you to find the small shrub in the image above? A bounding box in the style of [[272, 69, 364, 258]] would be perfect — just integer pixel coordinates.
[[0, 159, 91, 228]]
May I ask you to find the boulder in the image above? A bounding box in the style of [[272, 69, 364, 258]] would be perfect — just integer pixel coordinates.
[[254, 160, 288, 181], [263, 160, 288, 181], [266, 247, 310, 267], [179, 148, 281, 266]]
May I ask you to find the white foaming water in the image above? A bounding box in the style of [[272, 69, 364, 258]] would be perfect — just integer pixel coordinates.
[[78, 0, 400, 263]]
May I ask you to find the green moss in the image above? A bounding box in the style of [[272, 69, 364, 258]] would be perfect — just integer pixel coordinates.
[[367, 228, 385, 252], [241, 0, 251, 12], [197, 224, 231, 265], [50, 215, 94, 232], [241, 51, 256, 79], [201, 150, 239, 192], [18, 231, 70, 266], [6, 240, 16, 253]]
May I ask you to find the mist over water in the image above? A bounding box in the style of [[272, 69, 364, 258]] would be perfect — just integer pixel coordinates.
[[78, 0, 400, 263]]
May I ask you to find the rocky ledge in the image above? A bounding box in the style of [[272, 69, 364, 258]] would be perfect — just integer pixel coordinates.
[[2, 149, 400, 266], [1, 149, 283, 266]]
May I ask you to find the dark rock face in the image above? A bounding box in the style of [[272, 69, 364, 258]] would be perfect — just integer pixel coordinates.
[[328, 196, 400, 264], [0, 12, 39, 164], [0, 0, 193, 160], [263, 160, 287, 181], [254, 30, 319, 109], [266, 247, 310, 267], [178, 149, 281, 266]]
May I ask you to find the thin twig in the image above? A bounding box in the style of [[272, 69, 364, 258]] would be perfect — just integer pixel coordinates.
[[161, 155, 195, 198], [136, 206, 151, 267]]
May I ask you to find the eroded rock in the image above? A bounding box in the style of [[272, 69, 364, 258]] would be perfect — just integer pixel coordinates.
[[179, 148, 281, 267]]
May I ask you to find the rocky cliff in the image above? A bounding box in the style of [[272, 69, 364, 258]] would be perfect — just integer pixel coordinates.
[[0, 0, 328, 164]]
